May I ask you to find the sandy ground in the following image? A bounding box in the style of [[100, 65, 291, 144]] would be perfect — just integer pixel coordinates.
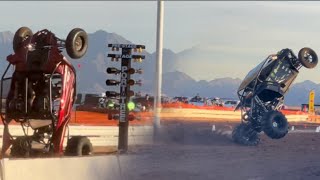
[[3, 118, 320, 180], [103, 120, 320, 180]]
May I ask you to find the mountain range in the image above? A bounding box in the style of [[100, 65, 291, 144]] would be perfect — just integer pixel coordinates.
[[0, 29, 319, 106]]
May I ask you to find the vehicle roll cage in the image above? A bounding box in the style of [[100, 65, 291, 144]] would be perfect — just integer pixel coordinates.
[[0, 60, 64, 131], [236, 49, 303, 122]]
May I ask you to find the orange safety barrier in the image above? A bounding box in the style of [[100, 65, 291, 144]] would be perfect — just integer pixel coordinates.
[[162, 102, 308, 115], [69, 111, 153, 126], [162, 102, 235, 111], [0, 105, 309, 126], [280, 109, 308, 115], [307, 114, 320, 123]]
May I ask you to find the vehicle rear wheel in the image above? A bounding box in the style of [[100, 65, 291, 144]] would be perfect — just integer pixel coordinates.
[[232, 123, 260, 146], [65, 136, 93, 156], [298, 47, 318, 69], [13, 27, 33, 53], [10, 136, 32, 158], [66, 28, 88, 59], [262, 111, 288, 139]]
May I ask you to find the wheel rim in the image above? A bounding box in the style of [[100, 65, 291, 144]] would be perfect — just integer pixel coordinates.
[[272, 121, 278, 128], [272, 116, 285, 129], [74, 36, 84, 51], [303, 51, 315, 64]]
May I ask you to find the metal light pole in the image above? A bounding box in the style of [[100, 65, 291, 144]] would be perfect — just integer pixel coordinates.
[[154, 0, 164, 138]]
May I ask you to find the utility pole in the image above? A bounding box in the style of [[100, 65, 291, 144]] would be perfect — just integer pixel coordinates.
[[154, 0, 164, 139]]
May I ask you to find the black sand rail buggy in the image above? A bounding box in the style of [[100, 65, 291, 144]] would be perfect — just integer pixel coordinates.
[[232, 48, 318, 145]]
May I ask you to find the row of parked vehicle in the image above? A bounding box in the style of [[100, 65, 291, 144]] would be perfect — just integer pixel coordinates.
[[74, 92, 240, 113], [172, 95, 240, 108]]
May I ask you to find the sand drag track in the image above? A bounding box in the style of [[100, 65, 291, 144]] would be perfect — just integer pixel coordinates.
[[2, 120, 320, 180], [115, 121, 320, 180]]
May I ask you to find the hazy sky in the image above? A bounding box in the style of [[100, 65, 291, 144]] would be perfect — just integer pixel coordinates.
[[1, 1, 320, 83]]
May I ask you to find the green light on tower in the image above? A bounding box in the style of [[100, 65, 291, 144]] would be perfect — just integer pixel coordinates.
[[127, 101, 135, 111]]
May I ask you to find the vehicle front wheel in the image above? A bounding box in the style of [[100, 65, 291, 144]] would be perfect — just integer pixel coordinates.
[[298, 47, 318, 69], [262, 111, 288, 139], [66, 28, 88, 59], [13, 27, 33, 53], [232, 123, 260, 146]]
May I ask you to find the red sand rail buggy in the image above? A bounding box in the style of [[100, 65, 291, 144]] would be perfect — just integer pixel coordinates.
[[0, 27, 92, 157]]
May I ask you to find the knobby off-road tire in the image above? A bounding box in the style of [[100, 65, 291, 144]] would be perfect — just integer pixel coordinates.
[[262, 110, 288, 139], [232, 123, 260, 146], [65, 136, 93, 156], [13, 27, 33, 53], [66, 28, 88, 59], [298, 47, 318, 69]]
